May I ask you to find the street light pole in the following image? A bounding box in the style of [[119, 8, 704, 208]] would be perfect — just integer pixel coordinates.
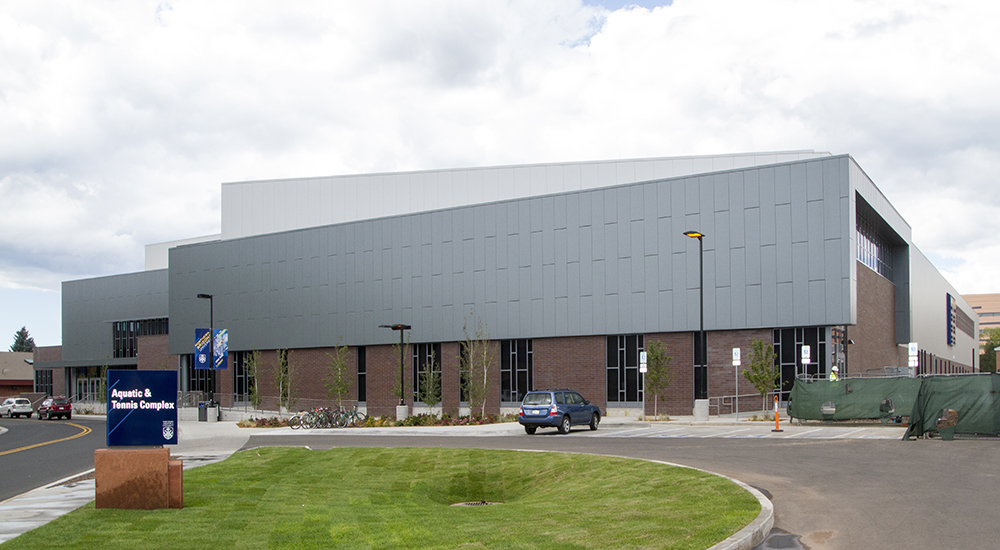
[[197, 293, 215, 404], [683, 231, 706, 401]]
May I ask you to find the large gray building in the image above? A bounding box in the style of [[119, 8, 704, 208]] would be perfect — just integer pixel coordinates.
[[35, 151, 979, 418]]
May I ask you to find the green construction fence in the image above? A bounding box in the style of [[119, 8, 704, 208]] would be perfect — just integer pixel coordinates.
[[786, 373, 1000, 439]]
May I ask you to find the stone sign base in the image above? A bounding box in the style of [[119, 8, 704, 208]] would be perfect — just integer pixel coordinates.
[[95, 448, 183, 509]]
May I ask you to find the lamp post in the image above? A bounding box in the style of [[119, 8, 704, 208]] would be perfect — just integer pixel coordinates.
[[197, 293, 215, 404], [683, 231, 707, 403], [379, 324, 411, 408]]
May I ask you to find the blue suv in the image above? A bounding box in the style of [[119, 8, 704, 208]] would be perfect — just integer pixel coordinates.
[[518, 389, 601, 435]]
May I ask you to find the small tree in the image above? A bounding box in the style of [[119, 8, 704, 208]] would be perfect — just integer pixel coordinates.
[[644, 340, 674, 420], [461, 312, 493, 419], [743, 338, 779, 411], [276, 349, 295, 412], [244, 350, 263, 411], [325, 343, 352, 409], [97, 364, 108, 406], [10, 326, 35, 352], [419, 351, 442, 415], [979, 328, 1000, 373]]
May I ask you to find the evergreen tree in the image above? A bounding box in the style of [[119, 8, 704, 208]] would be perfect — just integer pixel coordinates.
[[10, 326, 35, 352]]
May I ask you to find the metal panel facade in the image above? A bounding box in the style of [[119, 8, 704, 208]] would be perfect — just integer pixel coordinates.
[[62, 270, 169, 362], [169, 156, 855, 354]]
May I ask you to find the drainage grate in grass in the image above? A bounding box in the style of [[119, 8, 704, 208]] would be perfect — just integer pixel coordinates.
[[451, 500, 502, 507]]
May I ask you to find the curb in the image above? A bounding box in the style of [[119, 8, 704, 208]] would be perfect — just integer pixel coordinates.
[[638, 459, 772, 550]]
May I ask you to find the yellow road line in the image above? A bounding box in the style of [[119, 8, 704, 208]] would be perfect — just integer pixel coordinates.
[[0, 422, 93, 457]]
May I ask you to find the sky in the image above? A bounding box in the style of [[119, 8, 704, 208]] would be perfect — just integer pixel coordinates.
[[2, 0, 999, 347]]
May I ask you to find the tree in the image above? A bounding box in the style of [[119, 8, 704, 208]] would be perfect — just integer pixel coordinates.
[[276, 349, 295, 412], [244, 350, 263, 411], [980, 328, 1000, 373], [461, 312, 493, 419], [742, 338, 779, 411], [418, 350, 442, 415], [325, 343, 352, 409], [644, 340, 674, 420], [10, 326, 34, 352]]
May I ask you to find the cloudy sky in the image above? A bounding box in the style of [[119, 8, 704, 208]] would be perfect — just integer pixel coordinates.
[[2, 0, 999, 347]]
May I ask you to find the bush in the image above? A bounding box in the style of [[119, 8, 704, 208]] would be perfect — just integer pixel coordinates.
[[237, 416, 287, 428]]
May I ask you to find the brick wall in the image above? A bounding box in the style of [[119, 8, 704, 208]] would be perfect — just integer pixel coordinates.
[[853, 262, 899, 375], [34, 346, 62, 362], [533, 335, 606, 410], [137, 335, 174, 370]]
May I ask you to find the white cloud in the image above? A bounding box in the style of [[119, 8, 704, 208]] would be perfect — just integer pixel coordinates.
[[1, 0, 999, 344]]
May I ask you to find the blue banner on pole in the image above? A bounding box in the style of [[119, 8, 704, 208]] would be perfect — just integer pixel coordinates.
[[195, 328, 211, 369], [107, 370, 178, 447], [213, 328, 228, 370]]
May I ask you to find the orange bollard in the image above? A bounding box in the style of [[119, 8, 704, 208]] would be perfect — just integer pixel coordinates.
[[772, 394, 783, 432]]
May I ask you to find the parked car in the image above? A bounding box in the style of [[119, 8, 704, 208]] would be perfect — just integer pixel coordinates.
[[0, 397, 33, 418], [37, 397, 72, 420], [518, 389, 601, 435]]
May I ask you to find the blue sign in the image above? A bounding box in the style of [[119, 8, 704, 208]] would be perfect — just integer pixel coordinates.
[[213, 329, 228, 370], [107, 370, 178, 447], [195, 328, 211, 370]]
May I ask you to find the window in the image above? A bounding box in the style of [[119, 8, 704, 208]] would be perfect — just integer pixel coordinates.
[[357, 346, 367, 403], [500, 339, 533, 402], [412, 343, 442, 403], [112, 318, 168, 358], [231, 351, 255, 405], [607, 335, 643, 403], [774, 327, 827, 400], [35, 369, 53, 396], [185, 354, 214, 396], [856, 212, 893, 279]]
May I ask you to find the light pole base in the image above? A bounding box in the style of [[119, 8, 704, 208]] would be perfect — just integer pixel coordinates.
[[396, 404, 409, 421], [693, 399, 710, 421]]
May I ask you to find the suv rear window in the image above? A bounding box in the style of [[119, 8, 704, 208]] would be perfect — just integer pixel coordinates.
[[53, 398, 70, 405], [523, 393, 551, 405], [14, 399, 29, 405]]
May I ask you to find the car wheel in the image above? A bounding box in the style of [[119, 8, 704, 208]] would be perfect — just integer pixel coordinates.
[[558, 415, 571, 434], [5, 410, 11, 418], [589, 413, 600, 431], [524, 426, 537, 435], [66, 413, 72, 420], [47, 412, 53, 420]]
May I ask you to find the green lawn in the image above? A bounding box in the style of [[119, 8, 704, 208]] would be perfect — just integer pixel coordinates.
[[4, 448, 759, 550]]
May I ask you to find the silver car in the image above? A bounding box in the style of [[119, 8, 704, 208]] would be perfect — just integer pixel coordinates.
[[0, 397, 33, 418]]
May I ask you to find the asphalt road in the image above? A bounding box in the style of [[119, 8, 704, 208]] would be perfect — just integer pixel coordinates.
[[242, 429, 1000, 550], [0, 416, 106, 502]]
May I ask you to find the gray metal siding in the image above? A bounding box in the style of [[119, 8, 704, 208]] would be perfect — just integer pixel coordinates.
[[62, 270, 169, 362], [169, 157, 855, 354]]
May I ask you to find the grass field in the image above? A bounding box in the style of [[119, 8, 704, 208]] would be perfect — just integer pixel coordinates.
[[2, 447, 759, 550]]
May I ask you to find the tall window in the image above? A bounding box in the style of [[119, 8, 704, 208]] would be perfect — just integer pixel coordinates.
[[185, 354, 214, 396], [412, 343, 442, 403], [500, 339, 533, 402], [607, 335, 644, 403], [112, 318, 168, 358], [231, 351, 254, 404], [357, 346, 367, 403], [774, 327, 826, 400], [857, 211, 893, 279], [35, 369, 53, 396]]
